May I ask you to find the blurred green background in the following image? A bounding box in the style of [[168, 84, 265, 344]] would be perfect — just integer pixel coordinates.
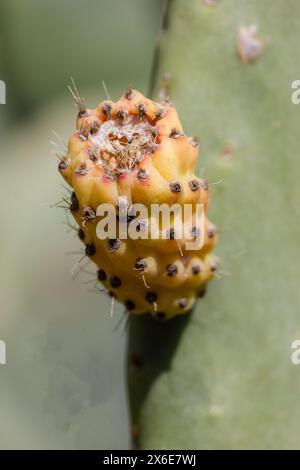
[[0, 0, 165, 449]]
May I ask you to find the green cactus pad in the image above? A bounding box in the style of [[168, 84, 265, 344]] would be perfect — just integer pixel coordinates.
[[128, 0, 300, 449]]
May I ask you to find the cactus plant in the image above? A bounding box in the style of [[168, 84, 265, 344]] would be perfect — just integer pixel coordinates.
[[59, 87, 217, 319], [128, 0, 300, 449]]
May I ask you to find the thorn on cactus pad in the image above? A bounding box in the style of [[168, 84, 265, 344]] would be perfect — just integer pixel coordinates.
[[167, 228, 176, 240], [70, 192, 79, 212], [169, 128, 184, 139], [200, 179, 209, 191], [102, 102, 112, 117], [145, 292, 158, 304], [110, 295, 115, 318], [142, 274, 150, 289], [159, 72, 171, 102], [166, 264, 178, 277], [137, 103, 147, 117], [71, 191, 78, 203], [136, 219, 148, 232], [78, 109, 89, 118], [78, 133, 88, 142], [161, 97, 171, 107], [188, 179, 201, 191], [82, 206, 96, 222], [109, 275, 122, 288], [88, 149, 98, 162], [188, 136, 199, 148], [191, 226, 201, 238], [101, 80, 111, 100], [198, 288, 207, 298], [176, 240, 183, 257], [178, 298, 188, 309], [90, 121, 100, 135], [156, 312, 166, 320], [210, 261, 218, 273], [192, 264, 201, 275], [170, 181, 182, 193], [117, 108, 129, 121], [103, 173, 115, 181], [237, 25, 264, 63], [58, 159, 70, 171], [207, 226, 217, 238], [78, 228, 85, 240], [108, 238, 121, 252], [150, 127, 158, 139], [68, 77, 86, 114], [124, 87, 135, 100], [154, 106, 166, 121], [97, 269, 107, 281], [74, 163, 88, 176], [135, 258, 147, 273], [85, 242, 96, 256], [221, 145, 235, 161], [125, 300, 136, 311], [137, 168, 149, 181], [127, 208, 136, 223]]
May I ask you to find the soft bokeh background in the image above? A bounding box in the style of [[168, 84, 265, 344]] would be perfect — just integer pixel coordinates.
[[0, 0, 165, 449]]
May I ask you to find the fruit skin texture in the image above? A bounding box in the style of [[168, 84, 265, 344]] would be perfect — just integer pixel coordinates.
[[128, 0, 300, 450], [59, 89, 218, 320]]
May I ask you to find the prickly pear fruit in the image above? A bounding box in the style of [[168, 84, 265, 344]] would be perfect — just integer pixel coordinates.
[[59, 87, 217, 319]]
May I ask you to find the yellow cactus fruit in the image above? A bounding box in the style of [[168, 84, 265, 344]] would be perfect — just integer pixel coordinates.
[[58, 87, 218, 320]]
